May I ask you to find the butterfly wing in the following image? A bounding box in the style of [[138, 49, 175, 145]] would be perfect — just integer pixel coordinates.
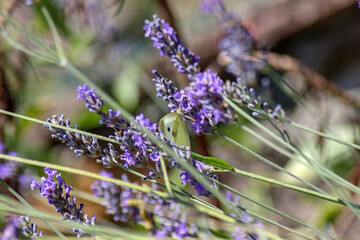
[[172, 113, 191, 148], [158, 112, 190, 149]]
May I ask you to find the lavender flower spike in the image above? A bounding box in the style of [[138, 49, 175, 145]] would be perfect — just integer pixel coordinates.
[[152, 70, 216, 135], [19, 215, 44, 239], [31, 167, 96, 237], [77, 84, 104, 114], [45, 115, 101, 158], [92, 171, 199, 238], [144, 15, 200, 80]]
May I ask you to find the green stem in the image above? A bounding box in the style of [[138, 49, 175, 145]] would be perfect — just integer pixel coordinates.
[[0, 29, 59, 63], [41, 7, 67, 66], [263, 66, 330, 129], [0, 9, 59, 59], [1, 153, 245, 225], [192, 150, 360, 208], [0, 109, 119, 145], [232, 168, 359, 208], [159, 155, 174, 197], [289, 121, 360, 151], [241, 208, 314, 240], [0, 153, 169, 199], [217, 131, 327, 195], [237, 123, 296, 159]]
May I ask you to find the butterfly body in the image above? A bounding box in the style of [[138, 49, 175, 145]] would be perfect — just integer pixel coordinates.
[[158, 112, 191, 148]]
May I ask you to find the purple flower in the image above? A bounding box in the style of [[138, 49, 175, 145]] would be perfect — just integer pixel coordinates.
[[149, 151, 161, 162], [0, 143, 28, 188], [136, 113, 157, 133], [77, 84, 104, 114], [144, 15, 200, 80], [152, 70, 216, 135], [45, 115, 102, 158], [201, 1, 286, 122], [194, 182, 211, 197], [31, 168, 96, 237], [219, 25, 267, 84], [120, 149, 137, 168], [269, 104, 286, 121], [99, 109, 127, 129], [180, 162, 216, 197], [75, 84, 217, 195], [187, 70, 233, 124], [31, 168, 79, 218], [180, 171, 194, 186], [145, 17, 236, 134]]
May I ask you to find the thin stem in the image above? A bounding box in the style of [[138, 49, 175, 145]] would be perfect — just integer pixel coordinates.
[[159, 154, 174, 197], [41, 7, 67, 66], [0, 109, 119, 145], [0, 9, 59, 59], [232, 167, 359, 208], [0, 153, 169, 199], [223, 95, 360, 196], [237, 123, 296, 159], [217, 130, 327, 195], [289, 121, 360, 151], [1, 29, 59, 63], [240, 208, 314, 240], [0, 152, 244, 225], [192, 149, 360, 208]]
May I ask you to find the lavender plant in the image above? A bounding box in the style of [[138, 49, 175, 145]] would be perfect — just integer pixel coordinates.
[[1, 1, 360, 239]]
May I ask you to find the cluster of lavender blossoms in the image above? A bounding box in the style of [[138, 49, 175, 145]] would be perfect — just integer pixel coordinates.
[[145, 15, 234, 135], [92, 171, 198, 238], [45, 84, 217, 197], [144, 15, 200, 80], [30, 168, 96, 238], [145, 8, 286, 125]]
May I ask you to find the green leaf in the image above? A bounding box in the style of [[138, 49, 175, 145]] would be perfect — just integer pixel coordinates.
[[192, 152, 235, 171]]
